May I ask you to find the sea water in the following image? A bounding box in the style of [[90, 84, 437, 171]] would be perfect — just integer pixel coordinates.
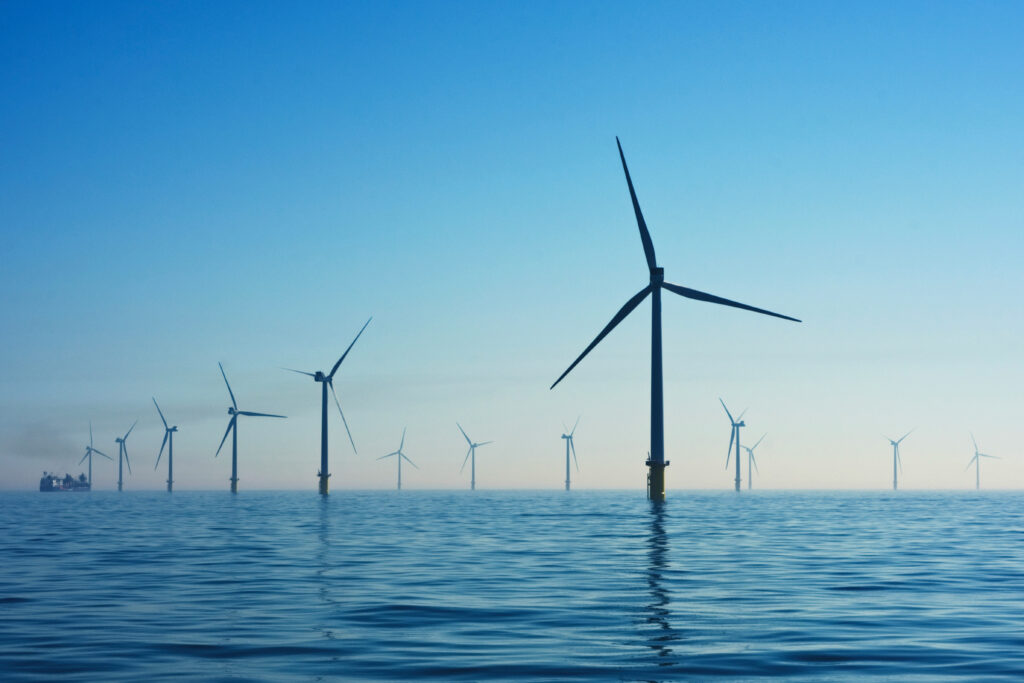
[[1, 490, 1022, 681]]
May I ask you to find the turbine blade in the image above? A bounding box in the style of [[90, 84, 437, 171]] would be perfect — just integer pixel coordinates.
[[460, 446, 472, 473], [123, 446, 131, 474], [94, 449, 112, 460], [737, 408, 748, 422], [719, 398, 734, 423], [476, 441, 494, 447], [897, 451, 903, 475], [550, 286, 652, 389], [751, 433, 766, 450], [965, 455, 977, 471], [570, 439, 579, 471], [897, 428, 914, 444], [751, 451, 760, 474], [402, 454, 419, 469], [89, 421, 93, 449], [215, 416, 236, 457], [457, 422, 472, 446], [79, 450, 89, 465], [237, 411, 287, 418], [726, 428, 734, 468], [155, 431, 168, 469], [980, 454, 1000, 459], [329, 316, 372, 379], [970, 431, 978, 453], [662, 282, 801, 323], [219, 362, 238, 410], [399, 427, 406, 452], [330, 381, 357, 454], [123, 419, 137, 440], [152, 397, 168, 430], [377, 453, 397, 460], [282, 367, 316, 377], [571, 415, 580, 437], [615, 137, 657, 271]]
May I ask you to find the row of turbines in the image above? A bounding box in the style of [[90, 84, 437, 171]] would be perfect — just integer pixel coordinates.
[[69, 138, 1004, 498]]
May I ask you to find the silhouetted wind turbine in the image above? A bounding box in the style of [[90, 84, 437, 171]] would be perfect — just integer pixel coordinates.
[[378, 428, 417, 490], [721, 400, 747, 492], [550, 138, 800, 500], [966, 432, 999, 490], [284, 317, 371, 495], [153, 398, 178, 492], [742, 433, 766, 490], [79, 421, 111, 487], [114, 420, 137, 491], [561, 417, 580, 491], [885, 429, 913, 490], [457, 423, 492, 490], [216, 362, 286, 493]]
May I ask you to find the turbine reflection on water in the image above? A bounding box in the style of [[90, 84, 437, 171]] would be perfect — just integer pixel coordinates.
[[644, 502, 680, 669]]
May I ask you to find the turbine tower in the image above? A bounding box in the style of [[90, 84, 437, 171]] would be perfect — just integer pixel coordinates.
[[966, 432, 999, 490], [153, 398, 178, 492], [114, 420, 137, 492], [721, 399, 747, 492], [216, 362, 286, 493], [378, 428, 418, 490], [551, 138, 800, 501], [742, 433, 766, 490], [79, 422, 112, 487], [885, 429, 913, 490], [284, 317, 371, 495], [561, 417, 580, 491], [457, 423, 492, 490]]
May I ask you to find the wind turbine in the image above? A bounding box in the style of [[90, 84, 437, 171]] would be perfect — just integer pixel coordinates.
[[114, 420, 137, 491], [284, 317, 371, 495], [457, 423, 492, 490], [378, 428, 418, 490], [561, 417, 580, 491], [153, 398, 178, 492], [742, 433, 766, 490], [721, 399, 747, 492], [79, 421, 112, 488], [885, 429, 913, 490], [216, 362, 286, 493], [550, 138, 800, 500], [966, 432, 999, 490]]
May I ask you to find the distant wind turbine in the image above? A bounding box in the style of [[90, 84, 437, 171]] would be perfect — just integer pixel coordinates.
[[79, 421, 112, 487], [284, 317, 371, 495], [114, 420, 137, 491], [742, 433, 766, 490], [153, 398, 178, 492], [885, 429, 913, 490], [457, 423, 492, 491], [550, 138, 800, 500], [561, 417, 580, 491], [966, 432, 999, 490], [721, 399, 747, 492], [216, 362, 286, 493], [378, 428, 417, 490]]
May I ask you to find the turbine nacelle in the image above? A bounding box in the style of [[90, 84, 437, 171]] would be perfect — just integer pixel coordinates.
[[228, 406, 237, 416], [314, 371, 326, 382]]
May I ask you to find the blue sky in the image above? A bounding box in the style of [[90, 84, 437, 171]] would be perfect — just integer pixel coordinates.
[[1, 1, 1021, 490]]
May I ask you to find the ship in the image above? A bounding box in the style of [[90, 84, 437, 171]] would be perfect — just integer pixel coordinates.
[[39, 472, 91, 492]]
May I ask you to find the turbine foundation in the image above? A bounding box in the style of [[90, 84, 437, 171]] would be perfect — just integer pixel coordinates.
[[647, 460, 667, 501], [230, 477, 238, 494], [318, 472, 330, 495]]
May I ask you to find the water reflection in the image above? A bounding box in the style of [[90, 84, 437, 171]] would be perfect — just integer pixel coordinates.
[[644, 502, 680, 669]]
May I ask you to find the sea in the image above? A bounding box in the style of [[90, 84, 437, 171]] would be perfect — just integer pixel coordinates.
[[1, 490, 1022, 681]]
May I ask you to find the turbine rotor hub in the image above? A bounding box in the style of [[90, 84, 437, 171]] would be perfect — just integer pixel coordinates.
[[650, 267, 665, 284]]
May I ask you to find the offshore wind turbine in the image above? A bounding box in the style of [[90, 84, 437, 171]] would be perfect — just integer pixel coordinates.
[[284, 317, 371, 495], [216, 362, 286, 493], [457, 423, 492, 491], [114, 420, 137, 491], [550, 138, 800, 501], [79, 422, 112, 487], [885, 429, 913, 490], [966, 432, 999, 490], [153, 398, 178, 492], [378, 428, 418, 490], [561, 417, 580, 491], [721, 400, 747, 492], [742, 433, 766, 490]]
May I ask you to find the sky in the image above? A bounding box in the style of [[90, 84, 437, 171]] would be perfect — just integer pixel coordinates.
[[1, 1, 1021, 491]]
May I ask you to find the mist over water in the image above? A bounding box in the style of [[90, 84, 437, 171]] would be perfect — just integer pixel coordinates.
[[1, 490, 1022, 681]]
